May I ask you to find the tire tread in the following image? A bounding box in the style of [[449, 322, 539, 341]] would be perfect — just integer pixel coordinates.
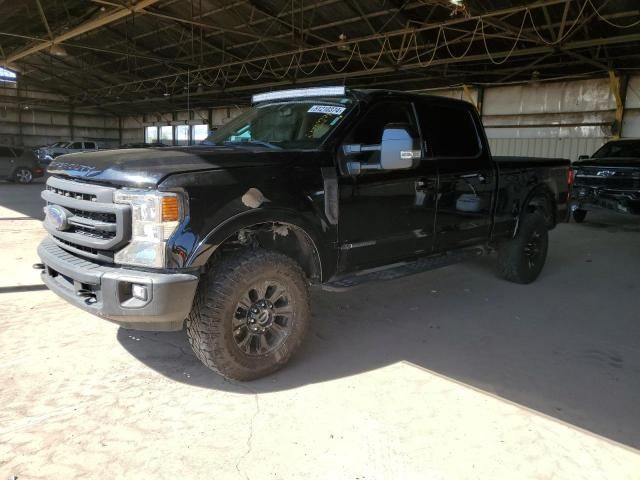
[[186, 248, 310, 381]]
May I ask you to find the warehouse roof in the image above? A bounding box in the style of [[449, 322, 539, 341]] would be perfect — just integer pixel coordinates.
[[1, 0, 639, 114]]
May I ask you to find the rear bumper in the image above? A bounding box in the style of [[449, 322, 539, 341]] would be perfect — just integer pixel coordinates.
[[572, 186, 640, 215], [38, 238, 199, 331]]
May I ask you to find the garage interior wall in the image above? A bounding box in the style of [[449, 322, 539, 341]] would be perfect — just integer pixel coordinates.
[[427, 75, 640, 161], [2, 75, 639, 157], [0, 81, 246, 148]]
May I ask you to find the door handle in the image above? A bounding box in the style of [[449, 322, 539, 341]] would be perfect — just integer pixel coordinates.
[[415, 178, 436, 191]]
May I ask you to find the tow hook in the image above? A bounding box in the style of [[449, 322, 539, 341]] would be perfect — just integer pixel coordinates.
[[33, 263, 45, 270]]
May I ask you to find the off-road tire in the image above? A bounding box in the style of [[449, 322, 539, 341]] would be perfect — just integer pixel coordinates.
[[572, 209, 587, 223], [497, 212, 549, 284], [186, 248, 310, 381]]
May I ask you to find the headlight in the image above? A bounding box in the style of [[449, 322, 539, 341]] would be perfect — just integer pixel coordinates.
[[113, 189, 182, 268]]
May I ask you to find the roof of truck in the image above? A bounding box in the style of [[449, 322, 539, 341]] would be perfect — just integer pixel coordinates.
[[352, 88, 472, 106]]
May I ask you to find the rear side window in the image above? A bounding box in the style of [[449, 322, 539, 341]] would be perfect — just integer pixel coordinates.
[[0, 146, 13, 157], [69, 142, 82, 149], [417, 103, 481, 158], [84, 142, 96, 149]]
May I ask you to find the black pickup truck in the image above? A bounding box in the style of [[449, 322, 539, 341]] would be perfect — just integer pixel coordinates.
[[38, 87, 570, 380], [571, 139, 640, 222]]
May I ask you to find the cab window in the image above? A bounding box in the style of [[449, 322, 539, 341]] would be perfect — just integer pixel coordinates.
[[417, 103, 481, 158], [343, 101, 419, 164], [348, 101, 418, 145]]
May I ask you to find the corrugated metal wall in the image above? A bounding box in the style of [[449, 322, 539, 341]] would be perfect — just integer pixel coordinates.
[[0, 84, 121, 148], [0, 81, 244, 148], [487, 137, 606, 159], [2, 75, 639, 153], [424, 75, 639, 161]]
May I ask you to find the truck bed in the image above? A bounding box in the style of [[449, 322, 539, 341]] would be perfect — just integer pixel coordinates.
[[493, 156, 570, 168]]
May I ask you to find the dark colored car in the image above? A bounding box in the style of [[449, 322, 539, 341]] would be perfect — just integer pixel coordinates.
[[0, 145, 45, 184], [37, 87, 571, 380], [571, 139, 640, 222]]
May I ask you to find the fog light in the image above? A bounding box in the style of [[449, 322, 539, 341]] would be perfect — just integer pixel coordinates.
[[131, 284, 148, 301]]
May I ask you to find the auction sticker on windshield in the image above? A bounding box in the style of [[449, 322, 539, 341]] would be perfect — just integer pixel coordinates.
[[308, 105, 346, 115]]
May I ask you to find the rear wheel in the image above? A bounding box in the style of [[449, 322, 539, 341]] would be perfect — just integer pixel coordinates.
[[497, 212, 549, 284], [572, 209, 587, 223], [186, 249, 310, 381], [14, 168, 33, 184]]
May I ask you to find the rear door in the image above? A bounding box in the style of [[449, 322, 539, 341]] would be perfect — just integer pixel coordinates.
[[0, 146, 15, 176], [337, 100, 438, 272], [415, 100, 496, 251]]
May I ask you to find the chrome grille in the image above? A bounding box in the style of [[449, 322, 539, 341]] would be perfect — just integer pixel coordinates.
[[575, 168, 640, 190]]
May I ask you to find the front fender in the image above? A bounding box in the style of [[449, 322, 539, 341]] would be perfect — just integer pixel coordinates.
[[181, 206, 337, 281]]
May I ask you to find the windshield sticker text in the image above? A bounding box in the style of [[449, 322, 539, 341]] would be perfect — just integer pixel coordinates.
[[308, 105, 346, 115]]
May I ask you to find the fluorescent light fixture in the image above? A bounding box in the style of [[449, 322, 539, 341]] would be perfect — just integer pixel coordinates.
[[252, 86, 346, 104], [0, 66, 17, 82]]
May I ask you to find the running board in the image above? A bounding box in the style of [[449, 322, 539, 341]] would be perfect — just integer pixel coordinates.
[[322, 247, 487, 291]]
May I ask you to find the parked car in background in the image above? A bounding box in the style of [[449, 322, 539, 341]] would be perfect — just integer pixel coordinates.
[[119, 142, 167, 148], [571, 139, 640, 222], [39, 141, 99, 164], [0, 145, 44, 184], [36, 142, 67, 163]]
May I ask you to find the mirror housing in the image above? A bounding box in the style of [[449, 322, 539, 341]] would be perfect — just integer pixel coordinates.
[[577, 154, 589, 161], [380, 123, 421, 170], [344, 123, 421, 175]]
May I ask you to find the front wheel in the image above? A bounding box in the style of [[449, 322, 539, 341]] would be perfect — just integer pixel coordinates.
[[14, 168, 33, 184], [572, 209, 587, 223], [497, 212, 549, 284], [186, 249, 310, 381]]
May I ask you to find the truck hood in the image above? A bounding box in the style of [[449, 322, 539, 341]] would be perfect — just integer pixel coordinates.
[[47, 145, 289, 188], [574, 157, 640, 169]]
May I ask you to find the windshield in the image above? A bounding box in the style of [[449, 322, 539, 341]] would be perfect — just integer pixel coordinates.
[[592, 140, 640, 158], [204, 97, 353, 149]]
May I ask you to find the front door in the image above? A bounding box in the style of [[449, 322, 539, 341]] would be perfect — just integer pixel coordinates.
[[0, 146, 14, 176], [415, 99, 496, 250], [337, 100, 438, 272]]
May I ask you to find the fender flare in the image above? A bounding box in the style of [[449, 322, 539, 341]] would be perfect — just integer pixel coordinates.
[[187, 208, 332, 280], [513, 183, 556, 237]]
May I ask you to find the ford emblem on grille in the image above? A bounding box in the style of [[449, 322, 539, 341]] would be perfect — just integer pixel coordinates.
[[596, 170, 616, 177], [44, 205, 70, 231]]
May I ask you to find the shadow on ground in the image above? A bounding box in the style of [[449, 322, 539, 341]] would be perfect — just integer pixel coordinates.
[[0, 178, 47, 220], [118, 211, 640, 449]]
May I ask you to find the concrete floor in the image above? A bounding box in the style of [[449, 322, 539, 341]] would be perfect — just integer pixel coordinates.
[[1, 178, 640, 479]]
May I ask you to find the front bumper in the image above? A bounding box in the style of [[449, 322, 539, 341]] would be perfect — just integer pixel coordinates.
[[38, 238, 199, 331], [572, 186, 640, 215]]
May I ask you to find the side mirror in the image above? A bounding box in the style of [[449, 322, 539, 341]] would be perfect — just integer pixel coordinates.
[[577, 154, 589, 161], [380, 124, 422, 170], [343, 123, 421, 175]]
